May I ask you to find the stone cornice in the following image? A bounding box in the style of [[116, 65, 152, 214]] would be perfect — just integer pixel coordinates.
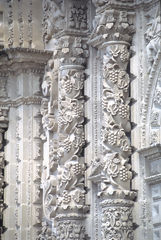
[[0, 48, 52, 73], [89, 7, 135, 48], [92, 0, 159, 11], [0, 96, 42, 108], [138, 144, 161, 157], [134, 0, 159, 10], [92, 0, 134, 13], [51, 29, 90, 40]]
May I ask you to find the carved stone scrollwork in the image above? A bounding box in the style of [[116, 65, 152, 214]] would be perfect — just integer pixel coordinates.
[[101, 200, 134, 240], [56, 220, 87, 240]]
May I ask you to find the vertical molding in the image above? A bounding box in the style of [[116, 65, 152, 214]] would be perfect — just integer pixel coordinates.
[[0, 49, 52, 240]]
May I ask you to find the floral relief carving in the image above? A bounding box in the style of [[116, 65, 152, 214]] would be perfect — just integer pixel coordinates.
[[102, 206, 133, 240], [57, 221, 86, 240], [53, 37, 89, 66], [60, 70, 85, 98], [150, 130, 159, 146], [41, 23, 89, 237], [69, 3, 87, 30]]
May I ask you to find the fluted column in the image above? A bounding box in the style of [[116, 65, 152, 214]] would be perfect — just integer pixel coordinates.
[[89, 1, 136, 239]]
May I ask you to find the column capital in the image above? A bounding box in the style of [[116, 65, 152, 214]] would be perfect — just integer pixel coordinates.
[[89, 3, 135, 48]]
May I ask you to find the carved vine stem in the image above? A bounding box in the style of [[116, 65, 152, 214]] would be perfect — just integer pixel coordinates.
[[89, 1, 137, 239]]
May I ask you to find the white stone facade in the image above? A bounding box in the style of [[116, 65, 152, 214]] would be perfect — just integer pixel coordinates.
[[0, 0, 160, 240]]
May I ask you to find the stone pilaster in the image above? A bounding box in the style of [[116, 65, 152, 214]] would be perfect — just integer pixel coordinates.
[[0, 48, 52, 240], [89, 1, 136, 239]]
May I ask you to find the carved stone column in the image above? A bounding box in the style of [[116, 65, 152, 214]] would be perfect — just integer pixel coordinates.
[[42, 0, 89, 238], [55, 35, 89, 239], [89, 1, 136, 239]]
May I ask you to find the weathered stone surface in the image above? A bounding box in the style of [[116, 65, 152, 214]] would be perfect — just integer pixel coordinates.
[[0, 0, 161, 240]]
